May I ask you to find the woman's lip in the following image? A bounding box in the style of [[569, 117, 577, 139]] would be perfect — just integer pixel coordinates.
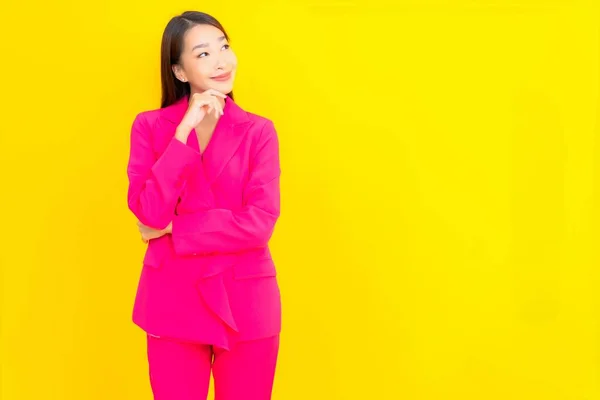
[[211, 71, 232, 81]]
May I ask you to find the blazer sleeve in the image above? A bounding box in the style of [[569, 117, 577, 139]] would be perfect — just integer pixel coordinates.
[[170, 120, 281, 256], [126, 113, 200, 230]]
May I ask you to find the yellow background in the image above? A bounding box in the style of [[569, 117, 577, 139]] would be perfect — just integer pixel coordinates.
[[1, 0, 599, 399]]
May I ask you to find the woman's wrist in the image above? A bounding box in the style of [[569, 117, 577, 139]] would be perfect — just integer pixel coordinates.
[[174, 126, 192, 143]]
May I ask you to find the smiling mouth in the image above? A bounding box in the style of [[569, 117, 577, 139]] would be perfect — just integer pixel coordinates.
[[211, 71, 232, 81]]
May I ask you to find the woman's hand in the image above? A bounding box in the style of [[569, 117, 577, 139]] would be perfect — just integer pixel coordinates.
[[138, 221, 172, 244], [175, 89, 227, 142]]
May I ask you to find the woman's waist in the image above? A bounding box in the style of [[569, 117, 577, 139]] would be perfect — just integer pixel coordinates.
[[144, 235, 272, 268]]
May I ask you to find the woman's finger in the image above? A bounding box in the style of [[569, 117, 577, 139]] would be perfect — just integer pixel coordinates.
[[205, 89, 227, 98]]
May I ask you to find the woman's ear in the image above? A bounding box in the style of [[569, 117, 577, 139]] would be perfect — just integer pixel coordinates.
[[172, 64, 187, 82]]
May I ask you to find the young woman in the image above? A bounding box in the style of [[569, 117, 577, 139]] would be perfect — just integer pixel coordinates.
[[126, 11, 282, 400]]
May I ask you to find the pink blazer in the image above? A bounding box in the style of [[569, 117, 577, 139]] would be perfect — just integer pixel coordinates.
[[126, 95, 281, 350]]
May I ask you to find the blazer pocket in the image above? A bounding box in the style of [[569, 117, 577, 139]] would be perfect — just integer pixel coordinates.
[[233, 257, 277, 280]]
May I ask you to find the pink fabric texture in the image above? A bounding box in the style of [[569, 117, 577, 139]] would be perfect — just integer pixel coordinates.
[[126, 95, 282, 351], [147, 334, 280, 400]]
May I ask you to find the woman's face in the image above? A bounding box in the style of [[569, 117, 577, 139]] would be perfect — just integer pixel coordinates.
[[174, 24, 237, 95]]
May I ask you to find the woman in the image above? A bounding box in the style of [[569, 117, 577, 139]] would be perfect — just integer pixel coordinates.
[[126, 11, 282, 400]]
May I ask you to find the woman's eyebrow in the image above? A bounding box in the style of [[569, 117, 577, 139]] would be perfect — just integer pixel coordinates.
[[192, 36, 226, 51]]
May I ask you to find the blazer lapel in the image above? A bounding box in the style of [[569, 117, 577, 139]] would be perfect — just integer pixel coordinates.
[[198, 96, 250, 184], [155, 96, 189, 152], [159, 95, 251, 184]]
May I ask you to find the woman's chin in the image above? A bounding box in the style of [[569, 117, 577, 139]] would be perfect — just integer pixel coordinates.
[[208, 81, 234, 95]]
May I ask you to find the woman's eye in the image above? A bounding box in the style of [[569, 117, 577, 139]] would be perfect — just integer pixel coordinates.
[[222, 44, 230, 50], [197, 52, 208, 58]]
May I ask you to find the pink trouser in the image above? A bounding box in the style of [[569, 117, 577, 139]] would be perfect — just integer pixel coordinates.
[[146, 334, 280, 400]]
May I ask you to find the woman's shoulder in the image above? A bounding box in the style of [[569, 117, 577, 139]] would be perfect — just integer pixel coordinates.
[[131, 105, 165, 127], [242, 109, 277, 137], [227, 99, 278, 143], [129, 107, 163, 137]]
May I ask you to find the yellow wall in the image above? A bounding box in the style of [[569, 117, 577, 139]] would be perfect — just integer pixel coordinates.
[[1, 0, 599, 399]]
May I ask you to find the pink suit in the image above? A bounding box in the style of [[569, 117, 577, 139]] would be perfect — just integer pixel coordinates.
[[127, 95, 282, 399]]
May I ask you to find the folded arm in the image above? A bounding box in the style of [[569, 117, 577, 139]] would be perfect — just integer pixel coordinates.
[[171, 121, 281, 256], [126, 113, 200, 230]]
